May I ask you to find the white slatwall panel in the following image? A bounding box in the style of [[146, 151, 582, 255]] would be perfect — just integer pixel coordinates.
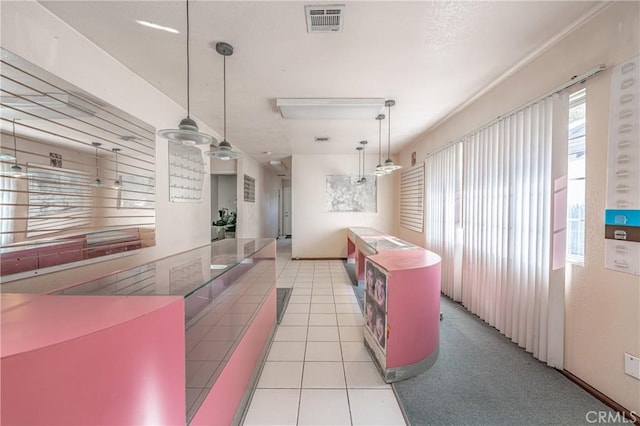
[[400, 164, 424, 232]]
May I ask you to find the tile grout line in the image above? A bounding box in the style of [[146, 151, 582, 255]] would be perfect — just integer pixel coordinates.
[[294, 267, 308, 426], [333, 274, 355, 426]]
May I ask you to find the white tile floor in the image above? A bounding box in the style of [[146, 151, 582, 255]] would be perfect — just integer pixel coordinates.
[[242, 239, 406, 426]]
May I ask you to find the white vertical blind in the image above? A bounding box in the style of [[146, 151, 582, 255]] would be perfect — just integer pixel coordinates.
[[426, 144, 461, 299], [458, 94, 567, 365], [400, 164, 425, 232]]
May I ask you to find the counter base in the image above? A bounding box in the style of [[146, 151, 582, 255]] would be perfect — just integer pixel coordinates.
[[365, 338, 440, 383]]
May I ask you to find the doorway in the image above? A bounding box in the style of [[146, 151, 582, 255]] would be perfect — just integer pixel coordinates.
[[211, 174, 237, 240]]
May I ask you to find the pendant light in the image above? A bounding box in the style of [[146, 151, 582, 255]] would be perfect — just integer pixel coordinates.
[[208, 42, 240, 161], [157, 0, 216, 146], [373, 114, 387, 176], [91, 142, 102, 187], [356, 146, 364, 187], [382, 99, 402, 172], [0, 120, 17, 161], [112, 148, 122, 189], [7, 119, 25, 178], [359, 140, 368, 185]]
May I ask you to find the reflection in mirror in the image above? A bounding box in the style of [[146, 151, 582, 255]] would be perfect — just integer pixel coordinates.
[[0, 48, 156, 279]]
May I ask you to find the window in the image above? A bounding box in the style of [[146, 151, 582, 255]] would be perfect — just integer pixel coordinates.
[[566, 89, 586, 264]]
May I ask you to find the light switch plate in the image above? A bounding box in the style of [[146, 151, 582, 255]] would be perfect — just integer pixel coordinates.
[[624, 353, 640, 380]]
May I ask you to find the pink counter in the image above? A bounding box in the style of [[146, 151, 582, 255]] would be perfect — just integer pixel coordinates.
[[1, 294, 186, 425], [348, 227, 441, 382], [1, 238, 277, 425]]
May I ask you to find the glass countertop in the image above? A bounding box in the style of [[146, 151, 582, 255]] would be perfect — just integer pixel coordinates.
[[361, 235, 421, 251], [56, 238, 274, 298], [349, 227, 421, 252]]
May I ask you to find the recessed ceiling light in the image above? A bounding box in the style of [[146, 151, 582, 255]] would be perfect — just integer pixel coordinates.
[[263, 151, 272, 155], [135, 20, 179, 34]]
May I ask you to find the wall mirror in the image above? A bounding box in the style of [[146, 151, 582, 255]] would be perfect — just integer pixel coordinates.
[[0, 48, 156, 280]]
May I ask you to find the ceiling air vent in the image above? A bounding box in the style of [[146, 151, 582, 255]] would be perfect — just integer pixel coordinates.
[[314, 137, 330, 143], [305, 4, 345, 33]]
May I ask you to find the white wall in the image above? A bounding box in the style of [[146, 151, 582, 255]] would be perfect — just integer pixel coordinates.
[[398, 2, 640, 414], [291, 154, 399, 258], [1, 1, 215, 292], [235, 156, 280, 239]]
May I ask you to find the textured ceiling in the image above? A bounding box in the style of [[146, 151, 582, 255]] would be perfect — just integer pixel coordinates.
[[40, 0, 603, 165]]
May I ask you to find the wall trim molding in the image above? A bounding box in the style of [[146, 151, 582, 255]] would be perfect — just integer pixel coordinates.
[[561, 369, 639, 425], [292, 257, 346, 261]]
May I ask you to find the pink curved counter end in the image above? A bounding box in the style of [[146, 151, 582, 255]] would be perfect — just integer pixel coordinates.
[[348, 227, 441, 383], [1, 294, 185, 426]]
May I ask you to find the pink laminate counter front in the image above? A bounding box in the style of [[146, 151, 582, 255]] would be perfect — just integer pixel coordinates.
[[348, 227, 441, 383], [1, 294, 186, 426]]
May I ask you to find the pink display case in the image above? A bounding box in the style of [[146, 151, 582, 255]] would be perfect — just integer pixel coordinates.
[[348, 227, 441, 382], [1, 238, 277, 425]]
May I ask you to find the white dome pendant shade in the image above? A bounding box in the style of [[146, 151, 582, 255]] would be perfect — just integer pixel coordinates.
[[157, 117, 215, 146], [373, 114, 388, 176], [381, 99, 402, 172], [157, 0, 216, 146], [208, 42, 241, 161]]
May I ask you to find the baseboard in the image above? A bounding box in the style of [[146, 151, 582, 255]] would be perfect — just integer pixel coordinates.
[[561, 369, 639, 425], [292, 257, 347, 260]]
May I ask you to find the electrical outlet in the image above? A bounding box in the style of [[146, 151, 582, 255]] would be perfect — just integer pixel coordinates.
[[624, 353, 640, 380]]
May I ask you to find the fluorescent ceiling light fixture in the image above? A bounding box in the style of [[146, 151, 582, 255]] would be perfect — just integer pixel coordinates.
[[136, 20, 179, 34], [1, 94, 97, 118], [276, 98, 385, 120]]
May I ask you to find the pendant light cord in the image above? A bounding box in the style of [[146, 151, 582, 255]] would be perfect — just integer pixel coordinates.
[[378, 118, 382, 165], [387, 103, 391, 159], [223, 54, 227, 142], [186, 0, 190, 119], [12, 119, 18, 166]]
